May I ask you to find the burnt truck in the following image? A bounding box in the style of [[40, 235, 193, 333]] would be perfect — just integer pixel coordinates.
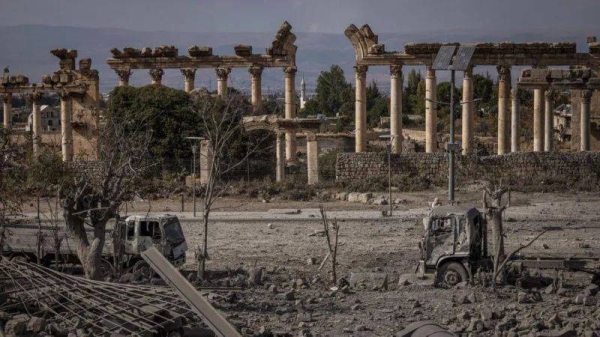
[[419, 205, 600, 287], [2, 214, 187, 276]]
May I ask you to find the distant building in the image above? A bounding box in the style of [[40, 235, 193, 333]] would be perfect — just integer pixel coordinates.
[[554, 103, 572, 142], [26, 105, 61, 132], [300, 76, 307, 109]]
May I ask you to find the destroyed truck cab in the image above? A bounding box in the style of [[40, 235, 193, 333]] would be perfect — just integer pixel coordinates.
[[418, 205, 490, 287], [114, 215, 188, 270]]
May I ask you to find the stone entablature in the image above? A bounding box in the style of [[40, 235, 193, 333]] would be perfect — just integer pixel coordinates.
[[106, 21, 297, 71], [345, 24, 598, 67]]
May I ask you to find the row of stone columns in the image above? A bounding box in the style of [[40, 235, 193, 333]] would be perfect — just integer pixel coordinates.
[[2, 92, 74, 161], [115, 66, 270, 113], [353, 63, 594, 155], [354, 64, 404, 154]]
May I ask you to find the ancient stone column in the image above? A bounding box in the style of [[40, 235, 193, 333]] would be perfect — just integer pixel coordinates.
[[216, 67, 231, 99], [497, 65, 511, 155], [306, 133, 319, 185], [544, 89, 555, 152], [275, 132, 285, 182], [390, 65, 403, 153], [284, 66, 298, 165], [31, 92, 42, 155], [511, 88, 520, 152], [581, 89, 592, 151], [200, 139, 213, 185], [2, 93, 12, 128], [425, 66, 437, 153], [181, 68, 197, 93], [533, 88, 545, 152], [462, 66, 474, 155], [116, 69, 131, 87], [354, 65, 368, 153], [149, 68, 164, 86], [59, 93, 73, 162], [249, 66, 263, 112]]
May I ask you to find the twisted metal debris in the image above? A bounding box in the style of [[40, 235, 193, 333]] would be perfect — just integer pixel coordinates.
[[0, 259, 199, 336]]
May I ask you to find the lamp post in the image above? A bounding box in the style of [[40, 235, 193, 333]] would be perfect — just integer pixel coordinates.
[[186, 136, 203, 217]]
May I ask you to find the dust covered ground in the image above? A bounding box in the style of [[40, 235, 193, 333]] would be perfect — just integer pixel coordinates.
[[165, 189, 600, 336]]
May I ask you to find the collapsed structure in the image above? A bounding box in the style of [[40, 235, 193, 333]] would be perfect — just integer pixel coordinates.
[[345, 24, 600, 154]]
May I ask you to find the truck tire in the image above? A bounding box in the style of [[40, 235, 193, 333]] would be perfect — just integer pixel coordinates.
[[132, 260, 153, 280], [437, 262, 468, 287]]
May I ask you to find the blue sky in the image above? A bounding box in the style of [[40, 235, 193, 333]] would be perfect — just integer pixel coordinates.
[[0, 0, 598, 34]]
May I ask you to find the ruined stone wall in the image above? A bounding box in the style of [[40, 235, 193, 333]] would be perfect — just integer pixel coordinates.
[[336, 152, 600, 187]]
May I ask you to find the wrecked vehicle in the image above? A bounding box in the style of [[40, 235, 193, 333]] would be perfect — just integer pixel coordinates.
[[2, 214, 187, 276], [419, 205, 600, 287], [419, 205, 489, 286]]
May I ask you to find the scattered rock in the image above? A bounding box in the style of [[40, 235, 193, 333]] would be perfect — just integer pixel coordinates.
[[248, 267, 263, 286], [284, 290, 295, 301], [27, 317, 46, 333], [5, 316, 28, 336], [306, 257, 316, 265], [372, 197, 388, 205], [537, 328, 577, 337]]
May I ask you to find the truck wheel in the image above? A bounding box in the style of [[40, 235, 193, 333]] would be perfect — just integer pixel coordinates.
[[132, 260, 153, 280], [438, 262, 468, 287]]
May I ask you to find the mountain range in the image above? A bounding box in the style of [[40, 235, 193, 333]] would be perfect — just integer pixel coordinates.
[[0, 24, 596, 93]]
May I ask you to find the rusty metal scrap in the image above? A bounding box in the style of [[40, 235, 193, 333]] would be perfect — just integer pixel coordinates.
[[0, 259, 199, 336]]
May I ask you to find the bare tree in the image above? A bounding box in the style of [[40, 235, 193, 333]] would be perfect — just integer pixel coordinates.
[[190, 92, 270, 279], [0, 127, 27, 254], [62, 114, 152, 280], [483, 182, 510, 284], [319, 205, 341, 285]]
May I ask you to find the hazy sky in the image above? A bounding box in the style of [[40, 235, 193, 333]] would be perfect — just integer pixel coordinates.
[[0, 0, 599, 34]]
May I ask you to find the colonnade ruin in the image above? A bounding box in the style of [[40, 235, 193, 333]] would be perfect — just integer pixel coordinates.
[[1, 49, 100, 160], [3, 21, 600, 185], [345, 24, 600, 155]]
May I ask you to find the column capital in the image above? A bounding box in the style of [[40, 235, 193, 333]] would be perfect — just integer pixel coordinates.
[[497, 65, 511, 81], [581, 89, 593, 102], [544, 88, 556, 100], [511, 87, 518, 97], [115, 69, 132, 82], [354, 65, 368, 77], [180, 68, 197, 80], [249, 65, 264, 78], [390, 65, 402, 78], [149, 68, 164, 82], [32, 92, 42, 103], [464, 65, 474, 77], [283, 66, 297, 75], [305, 132, 317, 142], [216, 67, 231, 80], [1, 93, 11, 103], [57, 91, 71, 100]]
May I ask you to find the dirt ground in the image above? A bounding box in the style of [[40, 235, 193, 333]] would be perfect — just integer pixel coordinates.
[[157, 188, 600, 336], [15, 187, 600, 336]]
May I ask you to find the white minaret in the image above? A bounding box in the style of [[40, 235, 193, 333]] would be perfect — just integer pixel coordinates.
[[300, 74, 306, 109]]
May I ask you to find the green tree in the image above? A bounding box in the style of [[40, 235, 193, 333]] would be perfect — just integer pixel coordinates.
[[306, 65, 352, 117], [107, 85, 197, 173]]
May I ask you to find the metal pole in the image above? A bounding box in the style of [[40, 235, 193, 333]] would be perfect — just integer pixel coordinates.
[[449, 70, 455, 204], [192, 145, 197, 218], [388, 142, 392, 216]]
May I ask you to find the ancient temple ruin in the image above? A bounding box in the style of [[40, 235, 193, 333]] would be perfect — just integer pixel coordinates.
[[1, 49, 100, 160], [345, 24, 600, 155], [105, 21, 301, 168]]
